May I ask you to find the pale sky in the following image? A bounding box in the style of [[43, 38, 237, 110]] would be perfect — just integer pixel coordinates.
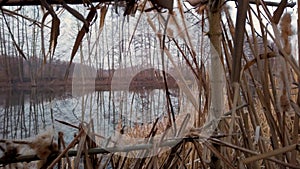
[[1, 1, 298, 63]]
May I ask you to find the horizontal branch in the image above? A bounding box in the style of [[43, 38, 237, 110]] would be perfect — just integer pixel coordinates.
[[0, 0, 297, 8], [0, 137, 185, 165], [1, 137, 299, 168]]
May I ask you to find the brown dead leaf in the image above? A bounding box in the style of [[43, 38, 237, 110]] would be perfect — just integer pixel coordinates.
[[39, 0, 60, 61], [62, 2, 89, 31], [65, 7, 97, 80], [49, 17, 60, 59], [99, 5, 107, 31], [41, 12, 50, 63]]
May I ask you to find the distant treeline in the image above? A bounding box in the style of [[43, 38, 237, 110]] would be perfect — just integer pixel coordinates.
[[0, 55, 179, 90], [0, 55, 73, 86]]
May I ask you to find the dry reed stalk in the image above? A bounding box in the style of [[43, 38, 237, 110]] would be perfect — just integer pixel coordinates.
[[101, 154, 113, 169], [203, 141, 235, 169], [55, 119, 80, 129], [232, 4, 274, 168], [246, 8, 280, 169], [1, 8, 48, 28], [243, 144, 299, 164], [58, 132, 72, 169], [244, 3, 300, 166], [190, 140, 207, 169], [47, 129, 84, 169], [1, 1, 300, 169], [293, 2, 300, 166], [74, 127, 87, 169], [126, 0, 148, 51], [210, 138, 300, 168], [131, 118, 159, 168], [160, 141, 183, 169], [1, 10, 27, 60], [169, 144, 192, 168], [176, 0, 197, 60], [223, 6, 259, 168]]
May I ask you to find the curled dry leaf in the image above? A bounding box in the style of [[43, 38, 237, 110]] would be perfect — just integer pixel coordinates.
[[39, 0, 60, 60], [62, 2, 89, 31], [65, 6, 97, 79], [49, 17, 60, 59]]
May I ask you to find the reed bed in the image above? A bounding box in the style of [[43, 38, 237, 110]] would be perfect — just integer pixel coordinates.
[[0, 0, 299, 169]]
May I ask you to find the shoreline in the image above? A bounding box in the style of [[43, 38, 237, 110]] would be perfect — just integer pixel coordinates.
[[0, 78, 179, 92]]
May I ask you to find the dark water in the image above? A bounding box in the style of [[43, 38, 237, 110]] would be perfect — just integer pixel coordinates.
[[0, 88, 180, 141]]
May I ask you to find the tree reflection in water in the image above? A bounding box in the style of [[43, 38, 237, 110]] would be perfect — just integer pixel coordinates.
[[0, 88, 179, 142]]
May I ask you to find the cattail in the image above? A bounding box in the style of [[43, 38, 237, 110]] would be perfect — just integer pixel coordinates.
[[280, 13, 292, 55], [279, 71, 290, 112], [280, 89, 290, 112]]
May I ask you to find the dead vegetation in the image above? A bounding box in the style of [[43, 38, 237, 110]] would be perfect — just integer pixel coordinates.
[[0, 0, 299, 168]]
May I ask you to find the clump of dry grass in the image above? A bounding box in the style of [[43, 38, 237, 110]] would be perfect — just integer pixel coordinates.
[[29, 131, 59, 161], [116, 109, 192, 139], [0, 130, 59, 169]]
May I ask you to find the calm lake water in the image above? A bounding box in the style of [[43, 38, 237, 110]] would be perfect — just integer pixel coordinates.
[[0, 88, 180, 142]]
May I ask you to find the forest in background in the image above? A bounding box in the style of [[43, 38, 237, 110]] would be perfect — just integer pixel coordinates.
[[0, 55, 179, 91]]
